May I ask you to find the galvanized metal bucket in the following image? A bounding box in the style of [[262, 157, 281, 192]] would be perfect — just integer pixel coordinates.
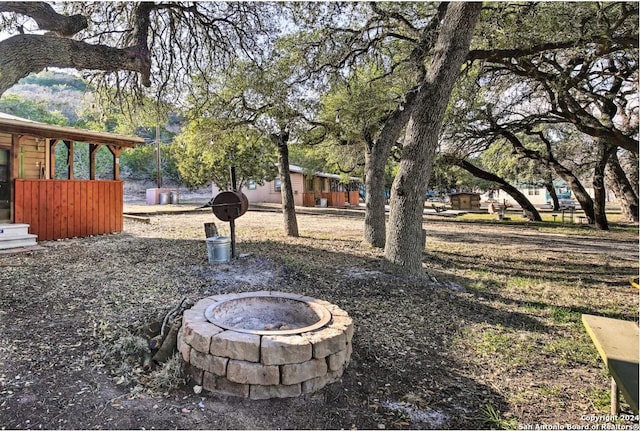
[[206, 236, 231, 264], [169, 191, 179, 204], [158, 192, 169, 205]]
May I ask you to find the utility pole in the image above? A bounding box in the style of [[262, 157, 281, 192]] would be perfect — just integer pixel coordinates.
[[156, 123, 162, 188]]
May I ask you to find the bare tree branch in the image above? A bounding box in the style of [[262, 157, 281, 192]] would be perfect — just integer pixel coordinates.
[[0, 34, 149, 95], [0, 2, 87, 36]]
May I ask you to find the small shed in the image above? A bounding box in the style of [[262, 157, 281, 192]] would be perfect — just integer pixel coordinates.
[[449, 192, 481, 210], [0, 112, 143, 243]]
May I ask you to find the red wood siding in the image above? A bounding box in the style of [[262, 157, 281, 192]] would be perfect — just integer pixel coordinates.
[[303, 192, 315, 207], [348, 191, 360, 205], [322, 192, 346, 208], [13, 179, 123, 241]]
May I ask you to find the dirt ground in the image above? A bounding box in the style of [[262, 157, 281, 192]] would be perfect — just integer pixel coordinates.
[[0, 208, 638, 430]]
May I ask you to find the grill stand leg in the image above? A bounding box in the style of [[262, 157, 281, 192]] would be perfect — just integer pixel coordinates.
[[230, 218, 236, 259]]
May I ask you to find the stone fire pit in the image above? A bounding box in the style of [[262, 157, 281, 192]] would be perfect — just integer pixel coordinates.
[[178, 291, 353, 399]]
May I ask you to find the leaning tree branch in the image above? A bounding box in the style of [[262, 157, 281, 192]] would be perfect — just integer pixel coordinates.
[[0, 34, 151, 95], [485, 53, 639, 154], [0, 1, 87, 36], [467, 35, 639, 63], [0, 2, 154, 94], [443, 155, 543, 221]]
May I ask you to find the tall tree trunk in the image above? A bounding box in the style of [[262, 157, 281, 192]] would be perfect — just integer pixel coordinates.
[[625, 151, 639, 196], [363, 4, 449, 248], [273, 132, 299, 237], [384, 2, 482, 275], [363, 145, 388, 247], [606, 151, 639, 223], [592, 139, 615, 230], [363, 87, 419, 248], [543, 172, 560, 211], [453, 158, 542, 221], [590, 75, 625, 229]]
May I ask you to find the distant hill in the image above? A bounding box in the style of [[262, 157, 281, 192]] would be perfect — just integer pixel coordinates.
[[3, 71, 91, 124]]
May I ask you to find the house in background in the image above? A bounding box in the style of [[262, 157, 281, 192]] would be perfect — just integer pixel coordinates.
[[233, 164, 361, 208], [513, 181, 569, 206], [480, 181, 616, 208], [0, 112, 143, 248]]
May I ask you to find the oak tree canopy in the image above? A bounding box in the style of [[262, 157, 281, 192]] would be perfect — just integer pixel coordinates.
[[0, 2, 268, 102]]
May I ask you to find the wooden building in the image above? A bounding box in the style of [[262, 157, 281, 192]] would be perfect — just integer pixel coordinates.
[[0, 112, 143, 245], [303, 170, 360, 208], [240, 164, 361, 208], [449, 192, 481, 210]]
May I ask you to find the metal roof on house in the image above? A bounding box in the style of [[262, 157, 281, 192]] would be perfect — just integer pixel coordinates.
[[288, 164, 359, 182], [0, 112, 144, 148]]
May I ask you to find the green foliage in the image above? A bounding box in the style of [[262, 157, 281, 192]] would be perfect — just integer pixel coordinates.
[[473, 3, 631, 51], [2, 83, 184, 184], [119, 145, 157, 180], [75, 95, 183, 183], [289, 142, 364, 179], [76, 89, 178, 137], [4, 71, 91, 124], [0, 94, 69, 125], [18, 71, 88, 92], [481, 403, 518, 430], [178, 40, 329, 192], [319, 64, 409, 144], [304, 63, 412, 183], [429, 155, 490, 193], [443, 2, 637, 214], [479, 140, 545, 186], [52, 143, 118, 180], [587, 388, 611, 414], [119, 143, 180, 183], [173, 119, 277, 190], [288, 145, 331, 174]]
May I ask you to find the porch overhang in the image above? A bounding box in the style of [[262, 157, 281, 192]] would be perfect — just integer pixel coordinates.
[[0, 115, 144, 148]]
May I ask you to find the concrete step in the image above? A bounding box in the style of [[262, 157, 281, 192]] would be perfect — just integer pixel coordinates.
[[0, 223, 31, 238], [0, 234, 38, 250], [0, 224, 38, 250]]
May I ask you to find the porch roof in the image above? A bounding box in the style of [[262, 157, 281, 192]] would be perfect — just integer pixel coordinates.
[[0, 112, 144, 148], [289, 164, 360, 182]]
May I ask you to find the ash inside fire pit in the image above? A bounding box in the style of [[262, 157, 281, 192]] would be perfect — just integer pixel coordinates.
[[204, 295, 331, 335]]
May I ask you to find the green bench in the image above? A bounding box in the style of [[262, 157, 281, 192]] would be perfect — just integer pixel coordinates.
[[582, 314, 639, 415]]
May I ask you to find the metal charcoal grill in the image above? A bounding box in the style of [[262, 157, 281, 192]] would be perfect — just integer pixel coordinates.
[[200, 167, 249, 259]]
